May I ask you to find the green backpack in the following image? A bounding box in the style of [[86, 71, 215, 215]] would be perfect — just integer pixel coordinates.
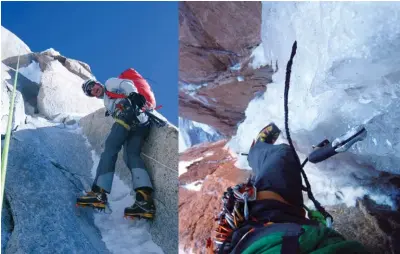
[[237, 222, 368, 254]]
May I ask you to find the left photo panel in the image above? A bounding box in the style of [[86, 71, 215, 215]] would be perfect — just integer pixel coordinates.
[[1, 2, 178, 254]]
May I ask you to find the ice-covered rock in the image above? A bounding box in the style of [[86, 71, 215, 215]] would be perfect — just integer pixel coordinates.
[[229, 2, 400, 208], [179, 117, 223, 152]]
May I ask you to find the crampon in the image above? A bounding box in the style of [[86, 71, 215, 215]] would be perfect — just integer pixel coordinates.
[[76, 191, 112, 214], [123, 212, 154, 220], [75, 202, 111, 213]]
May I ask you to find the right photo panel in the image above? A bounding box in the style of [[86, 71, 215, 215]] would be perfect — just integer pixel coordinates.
[[179, 2, 400, 254]]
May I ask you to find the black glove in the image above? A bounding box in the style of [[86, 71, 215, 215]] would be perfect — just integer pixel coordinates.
[[113, 97, 139, 126], [128, 92, 146, 109]]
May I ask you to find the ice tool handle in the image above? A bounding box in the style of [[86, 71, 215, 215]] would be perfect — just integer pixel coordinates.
[[308, 125, 367, 163]]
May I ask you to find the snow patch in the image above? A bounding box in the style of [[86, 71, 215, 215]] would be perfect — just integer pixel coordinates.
[[89, 151, 163, 254], [179, 118, 223, 153], [19, 61, 42, 83], [230, 63, 241, 71], [192, 121, 219, 137], [250, 43, 268, 69], [179, 130, 189, 153], [179, 157, 203, 176], [181, 180, 204, 192], [204, 151, 214, 157], [41, 48, 61, 57]]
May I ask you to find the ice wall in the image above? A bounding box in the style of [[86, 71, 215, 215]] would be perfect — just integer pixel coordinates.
[[229, 2, 400, 208]]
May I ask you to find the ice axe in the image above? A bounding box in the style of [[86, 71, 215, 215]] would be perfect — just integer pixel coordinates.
[[241, 124, 367, 164], [308, 125, 367, 163]]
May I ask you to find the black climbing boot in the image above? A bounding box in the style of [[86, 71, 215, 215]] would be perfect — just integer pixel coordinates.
[[124, 189, 155, 220], [76, 186, 108, 211], [251, 122, 281, 147]]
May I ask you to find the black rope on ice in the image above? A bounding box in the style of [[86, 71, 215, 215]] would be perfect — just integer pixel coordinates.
[[283, 41, 333, 222]]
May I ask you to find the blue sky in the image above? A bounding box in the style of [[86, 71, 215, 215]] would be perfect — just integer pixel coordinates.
[[2, 1, 178, 125]]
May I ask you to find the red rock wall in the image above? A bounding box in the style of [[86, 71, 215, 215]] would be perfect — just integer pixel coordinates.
[[179, 2, 272, 136]]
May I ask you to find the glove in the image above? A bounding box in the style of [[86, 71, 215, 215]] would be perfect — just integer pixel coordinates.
[[112, 98, 139, 129], [128, 92, 146, 109]]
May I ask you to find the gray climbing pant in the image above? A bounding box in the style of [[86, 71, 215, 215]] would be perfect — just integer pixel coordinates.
[[93, 122, 152, 193]]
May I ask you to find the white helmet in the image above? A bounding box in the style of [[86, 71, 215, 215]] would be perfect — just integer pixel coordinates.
[[82, 79, 98, 97]]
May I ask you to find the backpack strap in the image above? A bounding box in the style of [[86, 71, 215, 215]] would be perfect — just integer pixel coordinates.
[[280, 224, 304, 254], [105, 90, 127, 99]]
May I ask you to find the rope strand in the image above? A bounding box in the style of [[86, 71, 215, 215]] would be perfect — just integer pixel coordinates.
[[283, 41, 332, 222]]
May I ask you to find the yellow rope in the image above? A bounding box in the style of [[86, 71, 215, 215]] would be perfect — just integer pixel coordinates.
[[1, 54, 20, 211]]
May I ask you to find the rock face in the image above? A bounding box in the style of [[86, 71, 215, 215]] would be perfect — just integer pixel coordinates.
[[328, 197, 400, 254], [179, 2, 272, 136], [1, 64, 26, 135], [79, 108, 179, 254], [38, 60, 103, 119], [38, 48, 94, 80], [179, 140, 250, 253], [2, 26, 99, 120], [1, 26, 31, 63], [4, 117, 109, 254]]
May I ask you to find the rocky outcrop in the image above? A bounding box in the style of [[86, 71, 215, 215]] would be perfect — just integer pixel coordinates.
[[4, 116, 109, 254], [179, 140, 400, 254], [37, 60, 103, 119], [179, 140, 250, 253], [1, 26, 97, 119], [80, 108, 179, 254], [1, 64, 26, 135], [328, 197, 400, 254], [1, 26, 31, 63], [38, 48, 94, 80], [179, 2, 272, 136]]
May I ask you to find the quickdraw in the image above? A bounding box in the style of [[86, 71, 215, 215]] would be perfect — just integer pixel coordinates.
[[213, 181, 256, 253]]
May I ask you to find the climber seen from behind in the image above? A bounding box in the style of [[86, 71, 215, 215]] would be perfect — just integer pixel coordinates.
[[76, 68, 156, 220], [210, 123, 369, 253]]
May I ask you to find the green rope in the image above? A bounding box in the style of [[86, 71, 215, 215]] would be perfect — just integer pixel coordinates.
[[1, 54, 20, 210]]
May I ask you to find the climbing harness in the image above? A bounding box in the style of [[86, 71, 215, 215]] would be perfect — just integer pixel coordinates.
[[210, 41, 368, 253]]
